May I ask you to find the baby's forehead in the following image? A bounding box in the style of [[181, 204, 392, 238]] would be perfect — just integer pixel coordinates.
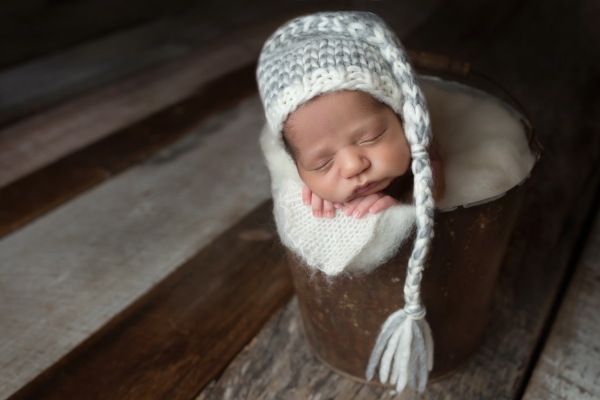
[[286, 90, 387, 130], [282, 90, 394, 160]]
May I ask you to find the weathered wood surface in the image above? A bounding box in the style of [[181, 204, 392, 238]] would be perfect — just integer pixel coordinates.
[[0, 0, 439, 72], [0, 16, 280, 188], [0, 0, 196, 69], [0, 96, 271, 399], [198, 0, 600, 398], [522, 209, 600, 400], [196, 298, 410, 400], [8, 201, 294, 400], [0, 64, 257, 239], [0, 0, 325, 127]]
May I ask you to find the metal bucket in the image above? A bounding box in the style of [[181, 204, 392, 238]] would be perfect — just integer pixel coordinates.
[[288, 76, 542, 384]]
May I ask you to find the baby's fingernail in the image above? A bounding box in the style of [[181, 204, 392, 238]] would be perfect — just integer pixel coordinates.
[[313, 210, 321, 218], [334, 203, 343, 209], [325, 211, 334, 219], [353, 209, 362, 218], [369, 206, 378, 214]]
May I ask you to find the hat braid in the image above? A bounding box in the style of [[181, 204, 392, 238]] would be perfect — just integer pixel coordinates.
[[321, 13, 436, 393]]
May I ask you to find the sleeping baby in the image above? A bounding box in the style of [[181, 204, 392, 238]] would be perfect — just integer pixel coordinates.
[[282, 89, 445, 219], [257, 10, 440, 393]]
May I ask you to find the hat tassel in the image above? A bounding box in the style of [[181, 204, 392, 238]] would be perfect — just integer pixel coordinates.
[[366, 309, 433, 393]]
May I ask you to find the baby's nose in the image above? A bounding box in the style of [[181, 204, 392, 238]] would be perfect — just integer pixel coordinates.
[[339, 148, 370, 178]]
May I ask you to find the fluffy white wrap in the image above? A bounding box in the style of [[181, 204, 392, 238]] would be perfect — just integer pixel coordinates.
[[260, 125, 416, 276]]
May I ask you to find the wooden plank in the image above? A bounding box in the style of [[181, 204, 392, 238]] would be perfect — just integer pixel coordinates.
[[197, 0, 600, 398], [195, 298, 381, 400], [0, 0, 196, 69], [0, 14, 289, 188], [522, 207, 600, 400], [0, 63, 257, 239], [0, 0, 334, 127], [7, 201, 294, 400], [0, 95, 273, 399]]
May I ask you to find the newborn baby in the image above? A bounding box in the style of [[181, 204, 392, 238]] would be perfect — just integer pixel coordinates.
[[283, 90, 445, 219], [257, 11, 440, 392]]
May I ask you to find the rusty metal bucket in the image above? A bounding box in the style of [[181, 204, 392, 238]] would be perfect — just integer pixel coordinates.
[[288, 74, 542, 385]]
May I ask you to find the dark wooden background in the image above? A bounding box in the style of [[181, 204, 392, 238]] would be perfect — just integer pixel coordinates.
[[1, 0, 599, 399]]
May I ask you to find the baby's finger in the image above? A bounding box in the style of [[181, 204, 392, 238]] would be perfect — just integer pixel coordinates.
[[352, 194, 383, 218], [343, 197, 364, 216], [333, 202, 344, 209], [311, 192, 324, 218], [323, 200, 336, 219], [369, 195, 397, 214], [302, 185, 312, 206]]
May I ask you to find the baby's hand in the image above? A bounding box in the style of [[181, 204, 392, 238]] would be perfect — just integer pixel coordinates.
[[343, 193, 397, 219], [302, 185, 344, 219], [302, 186, 396, 219]]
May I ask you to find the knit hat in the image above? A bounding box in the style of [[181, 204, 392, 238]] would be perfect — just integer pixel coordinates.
[[257, 11, 435, 393]]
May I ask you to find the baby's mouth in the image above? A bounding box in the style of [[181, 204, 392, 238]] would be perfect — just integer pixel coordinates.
[[353, 181, 380, 196]]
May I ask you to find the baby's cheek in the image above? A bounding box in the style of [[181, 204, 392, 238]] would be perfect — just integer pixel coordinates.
[[381, 146, 410, 176]]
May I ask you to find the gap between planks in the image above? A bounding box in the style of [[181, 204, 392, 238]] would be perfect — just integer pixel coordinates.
[[0, 63, 258, 240], [7, 200, 295, 400], [0, 9, 298, 188], [0, 94, 274, 399], [0, 0, 339, 129]]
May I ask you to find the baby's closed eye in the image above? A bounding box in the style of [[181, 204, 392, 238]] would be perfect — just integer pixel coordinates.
[[360, 129, 386, 145], [312, 158, 334, 172]]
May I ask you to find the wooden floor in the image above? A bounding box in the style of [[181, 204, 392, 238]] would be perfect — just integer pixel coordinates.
[[1, 0, 600, 399], [523, 213, 600, 400]]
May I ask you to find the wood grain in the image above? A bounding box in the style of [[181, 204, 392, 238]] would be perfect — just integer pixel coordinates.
[[0, 16, 278, 188], [196, 298, 405, 400], [0, 95, 273, 399], [0, 0, 196, 69], [198, 0, 600, 398], [7, 200, 294, 400], [0, 0, 328, 127], [522, 208, 600, 400], [0, 63, 257, 239]]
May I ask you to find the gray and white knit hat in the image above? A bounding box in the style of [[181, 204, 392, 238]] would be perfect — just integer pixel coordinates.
[[257, 11, 435, 394]]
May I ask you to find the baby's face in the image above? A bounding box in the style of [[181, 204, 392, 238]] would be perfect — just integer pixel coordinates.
[[284, 90, 411, 203]]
